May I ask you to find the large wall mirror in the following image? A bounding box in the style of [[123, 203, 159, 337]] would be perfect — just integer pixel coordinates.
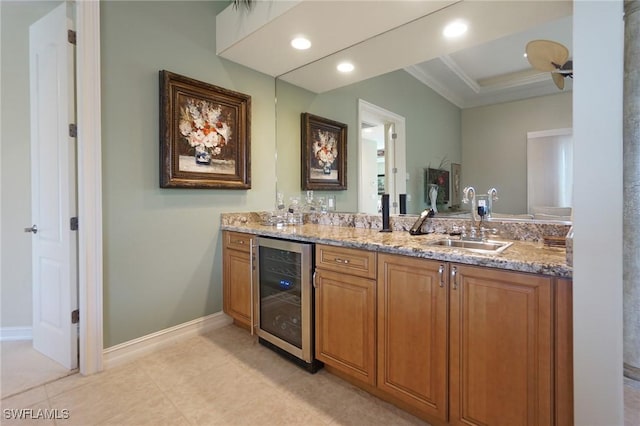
[[274, 1, 573, 221]]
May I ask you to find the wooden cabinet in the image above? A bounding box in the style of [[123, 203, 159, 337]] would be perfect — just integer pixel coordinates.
[[377, 254, 449, 422], [315, 245, 376, 385], [555, 278, 573, 426], [222, 231, 253, 329], [449, 264, 554, 426]]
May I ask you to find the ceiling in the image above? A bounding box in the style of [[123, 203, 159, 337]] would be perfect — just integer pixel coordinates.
[[406, 15, 572, 108], [217, 1, 573, 108]]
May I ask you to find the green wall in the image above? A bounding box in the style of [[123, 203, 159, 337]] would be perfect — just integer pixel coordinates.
[[100, 1, 275, 347], [276, 69, 461, 214], [461, 92, 572, 214]]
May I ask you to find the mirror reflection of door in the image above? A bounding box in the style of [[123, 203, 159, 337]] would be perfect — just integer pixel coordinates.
[[358, 100, 406, 215], [527, 128, 573, 219]]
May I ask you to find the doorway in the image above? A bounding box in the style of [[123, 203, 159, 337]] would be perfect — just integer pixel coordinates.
[[358, 100, 406, 215], [0, 1, 103, 397]]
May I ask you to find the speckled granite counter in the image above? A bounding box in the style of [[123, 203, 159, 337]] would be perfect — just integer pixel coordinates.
[[221, 212, 572, 278]]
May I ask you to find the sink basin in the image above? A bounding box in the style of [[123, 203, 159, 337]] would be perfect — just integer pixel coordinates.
[[427, 239, 513, 254]]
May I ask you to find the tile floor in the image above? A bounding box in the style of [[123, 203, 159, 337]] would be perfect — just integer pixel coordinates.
[[1, 324, 639, 425], [0, 325, 428, 426], [1, 340, 75, 399]]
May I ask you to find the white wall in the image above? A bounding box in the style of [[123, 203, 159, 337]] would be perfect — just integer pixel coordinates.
[[573, 1, 624, 424], [461, 92, 572, 214]]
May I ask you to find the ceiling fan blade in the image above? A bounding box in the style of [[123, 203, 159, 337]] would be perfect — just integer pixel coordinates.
[[526, 40, 570, 72], [552, 72, 565, 90]]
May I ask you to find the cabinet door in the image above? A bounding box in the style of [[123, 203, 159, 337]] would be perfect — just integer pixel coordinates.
[[449, 264, 553, 426], [377, 254, 448, 422], [315, 268, 376, 385], [223, 246, 252, 328]]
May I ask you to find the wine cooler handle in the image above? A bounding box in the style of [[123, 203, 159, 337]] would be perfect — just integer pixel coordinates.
[[313, 270, 317, 289]]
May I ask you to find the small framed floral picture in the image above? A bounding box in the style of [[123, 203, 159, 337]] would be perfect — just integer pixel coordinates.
[[159, 70, 251, 189], [301, 113, 347, 190]]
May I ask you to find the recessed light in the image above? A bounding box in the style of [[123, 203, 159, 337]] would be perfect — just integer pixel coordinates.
[[291, 37, 311, 50], [443, 20, 468, 38], [337, 62, 354, 73]]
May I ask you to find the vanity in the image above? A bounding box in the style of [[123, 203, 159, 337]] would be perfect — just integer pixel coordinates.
[[221, 212, 573, 426]]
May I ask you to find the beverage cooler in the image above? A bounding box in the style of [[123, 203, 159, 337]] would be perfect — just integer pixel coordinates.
[[253, 236, 321, 372]]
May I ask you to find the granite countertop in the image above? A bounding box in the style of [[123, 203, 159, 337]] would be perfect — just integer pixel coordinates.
[[221, 214, 572, 278]]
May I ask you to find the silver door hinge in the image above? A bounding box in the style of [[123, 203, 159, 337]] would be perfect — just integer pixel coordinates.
[[71, 309, 79, 324], [392, 167, 398, 174], [391, 133, 397, 140], [68, 30, 76, 45], [69, 124, 77, 138], [70, 217, 78, 231]]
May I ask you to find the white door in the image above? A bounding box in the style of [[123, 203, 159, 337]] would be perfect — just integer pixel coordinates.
[[360, 135, 379, 214], [28, 2, 78, 370]]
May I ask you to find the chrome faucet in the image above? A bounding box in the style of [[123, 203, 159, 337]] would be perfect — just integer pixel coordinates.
[[462, 186, 500, 241], [487, 188, 499, 219], [462, 186, 478, 224]]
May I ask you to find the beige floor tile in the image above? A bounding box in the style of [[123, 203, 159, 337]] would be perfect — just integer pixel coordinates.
[[5, 324, 640, 426], [0, 386, 48, 410], [44, 371, 106, 399], [97, 394, 191, 426], [218, 389, 329, 426], [0, 340, 74, 399], [50, 363, 161, 426], [161, 361, 273, 425]]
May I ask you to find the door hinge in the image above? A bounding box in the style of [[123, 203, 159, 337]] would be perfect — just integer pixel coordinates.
[[71, 309, 79, 324], [70, 217, 78, 231], [68, 29, 76, 45], [391, 133, 397, 140], [69, 123, 77, 138], [392, 167, 398, 174]]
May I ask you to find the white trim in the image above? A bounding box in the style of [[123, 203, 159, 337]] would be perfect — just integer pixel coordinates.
[[527, 128, 572, 139], [0, 327, 33, 341], [404, 65, 465, 108], [75, 0, 103, 376], [103, 312, 233, 369]]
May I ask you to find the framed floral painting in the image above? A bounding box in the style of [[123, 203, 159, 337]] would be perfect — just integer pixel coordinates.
[[301, 113, 347, 190], [159, 70, 251, 189]]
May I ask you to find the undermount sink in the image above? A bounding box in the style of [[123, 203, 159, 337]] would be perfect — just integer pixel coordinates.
[[427, 238, 513, 254]]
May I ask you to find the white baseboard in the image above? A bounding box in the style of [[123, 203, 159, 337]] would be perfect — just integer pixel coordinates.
[[0, 327, 33, 341], [103, 312, 233, 369]]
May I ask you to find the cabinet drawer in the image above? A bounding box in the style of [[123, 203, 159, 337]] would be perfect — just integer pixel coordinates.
[[315, 244, 376, 279], [224, 231, 253, 252]]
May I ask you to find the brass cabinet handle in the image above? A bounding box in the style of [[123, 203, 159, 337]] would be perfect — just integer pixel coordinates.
[[334, 257, 350, 264], [231, 239, 245, 244], [451, 266, 458, 290], [438, 264, 445, 288]]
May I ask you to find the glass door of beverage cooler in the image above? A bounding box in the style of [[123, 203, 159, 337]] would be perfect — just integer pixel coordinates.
[[255, 237, 313, 363]]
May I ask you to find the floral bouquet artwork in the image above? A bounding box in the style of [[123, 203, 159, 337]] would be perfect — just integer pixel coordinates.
[[160, 70, 251, 189], [301, 113, 347, 190], [313, 130, 339, 174], [179, 98, 231, 165]]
